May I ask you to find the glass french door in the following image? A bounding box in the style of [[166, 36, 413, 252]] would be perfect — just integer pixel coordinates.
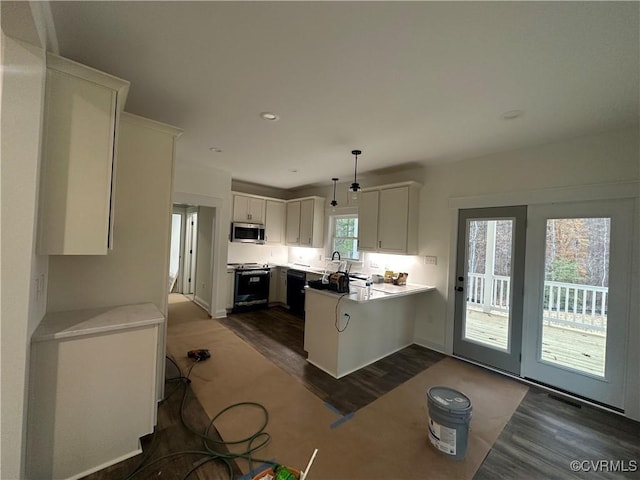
[[522, 199, 633, 409], [453, 206, 527, 375]]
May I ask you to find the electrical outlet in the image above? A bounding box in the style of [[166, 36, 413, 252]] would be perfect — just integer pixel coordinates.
[[424, 255, 437, 265], [319, 254, 323, 261], [370, 260, 379, 268]]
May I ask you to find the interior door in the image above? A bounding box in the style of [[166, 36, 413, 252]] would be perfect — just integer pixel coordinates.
[[183, 209, 198, 294], [522, 199, 633, 409], [169, 213, 183, 293], [453, 206, 527, 375]]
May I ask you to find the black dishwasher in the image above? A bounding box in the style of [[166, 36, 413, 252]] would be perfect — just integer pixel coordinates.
[[286, 269, 306, 317]]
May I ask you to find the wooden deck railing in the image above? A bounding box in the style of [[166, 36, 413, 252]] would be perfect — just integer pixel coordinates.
[[466, 273, 608, 333]]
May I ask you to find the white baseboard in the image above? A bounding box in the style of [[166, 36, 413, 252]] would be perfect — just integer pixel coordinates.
[[413, 337, 449, 355], [215, 309, 228, 318], [66, 447, 142, 480], [193, 296, 210, 313]]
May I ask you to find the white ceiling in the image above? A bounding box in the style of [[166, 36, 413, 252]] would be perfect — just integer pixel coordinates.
[[49, 2, 639, 190]]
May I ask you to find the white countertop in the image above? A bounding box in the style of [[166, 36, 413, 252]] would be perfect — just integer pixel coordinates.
[[32, 303, 164, 342], [226, 263, 326, 274], [271, 263, 326, 274], [305, 282, 435, 303]]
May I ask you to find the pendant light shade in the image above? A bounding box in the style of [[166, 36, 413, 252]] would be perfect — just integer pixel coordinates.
[[330, 178, 339, 210], [349, 149, 362, 200]]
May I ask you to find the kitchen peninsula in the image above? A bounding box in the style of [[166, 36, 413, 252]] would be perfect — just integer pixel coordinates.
[[304, 282, 435, 378]]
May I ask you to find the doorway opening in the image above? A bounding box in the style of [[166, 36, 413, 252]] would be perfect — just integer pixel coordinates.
[[169, 204, 215, 314]]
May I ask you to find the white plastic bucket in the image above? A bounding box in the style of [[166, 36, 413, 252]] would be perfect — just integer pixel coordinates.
[[427, 386, 472, 460]]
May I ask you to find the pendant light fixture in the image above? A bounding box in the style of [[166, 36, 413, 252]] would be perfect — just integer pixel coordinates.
[[349, 149, 362, 201], [330, 177, 339, 211]]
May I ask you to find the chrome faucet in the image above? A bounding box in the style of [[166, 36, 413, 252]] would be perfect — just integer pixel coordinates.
[[331, 251, 341, 261]]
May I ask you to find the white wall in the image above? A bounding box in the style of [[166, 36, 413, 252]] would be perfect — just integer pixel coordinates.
[[227, 242, 288, 265], [412, 127, 639, 350], [231, 179, 290, 200], [47, 114, 178, 315], [173, 162, 232, 318], [0, 33, 47, 480], [194, 206, 214, 310]]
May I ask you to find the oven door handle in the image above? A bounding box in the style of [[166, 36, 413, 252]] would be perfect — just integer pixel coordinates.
[[236, 270, 270, 276]]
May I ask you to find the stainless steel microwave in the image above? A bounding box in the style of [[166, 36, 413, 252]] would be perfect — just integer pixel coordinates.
[[230, 222, 266, 244]]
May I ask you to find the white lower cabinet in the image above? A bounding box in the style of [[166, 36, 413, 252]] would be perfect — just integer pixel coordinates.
[[226, 270, 235, 310], [26, 304, 162, 480], [277, 268, 288, 305], [268, 269, 278, 304]]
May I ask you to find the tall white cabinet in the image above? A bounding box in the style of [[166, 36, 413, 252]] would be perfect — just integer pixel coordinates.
[[37, 53, 129, 255]]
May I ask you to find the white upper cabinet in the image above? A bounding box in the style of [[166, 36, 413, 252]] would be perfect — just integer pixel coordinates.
[[378, 186, 410, 253], [285, 201, 302, 245], [357, 190, 380, 251], [357, 182, 420, 255], [286, 196, 325, 248], [232, 194, 266, 224], [265, 200, 285, 244], [38, 54, 130, 255]]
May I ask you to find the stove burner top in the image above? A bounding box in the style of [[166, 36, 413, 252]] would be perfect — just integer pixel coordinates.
[[228, 262, 270, 270]]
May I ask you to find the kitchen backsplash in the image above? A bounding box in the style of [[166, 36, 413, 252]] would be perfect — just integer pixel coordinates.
[[227, 242, 288, 265], [287, 248, 434, 285], [229, 243, 435, 285]]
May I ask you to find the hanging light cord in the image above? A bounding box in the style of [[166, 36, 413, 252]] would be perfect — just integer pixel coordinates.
[[350, 149, 362, 193], [353, 153, 358, 184]]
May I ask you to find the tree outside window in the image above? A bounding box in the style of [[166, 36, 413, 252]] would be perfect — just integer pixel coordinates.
[[332, 215, 359, 260]]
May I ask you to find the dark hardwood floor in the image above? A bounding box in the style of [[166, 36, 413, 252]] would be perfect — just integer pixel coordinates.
[[219, 306, 445, 414], [84, 302, 640, 479], [476, 387, 640, 479]]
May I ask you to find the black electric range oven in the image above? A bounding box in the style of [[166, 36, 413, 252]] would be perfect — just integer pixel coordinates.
[[229, 263, 271, 313]]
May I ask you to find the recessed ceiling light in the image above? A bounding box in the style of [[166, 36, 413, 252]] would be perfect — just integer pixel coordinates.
[[501, 109, 524, 120], [260, 112, 280, 121], [209, 146, 223, 153]]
